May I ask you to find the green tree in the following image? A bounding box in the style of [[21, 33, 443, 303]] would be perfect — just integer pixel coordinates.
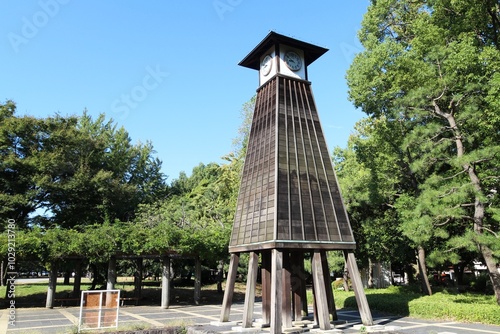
[[0, 102, 77, 227], [138, 163, 234, 262], [0, 104, 166, 228], [333, 117, 417, 288], [232, 95, 255, 157], [346, 0, 500, 303]]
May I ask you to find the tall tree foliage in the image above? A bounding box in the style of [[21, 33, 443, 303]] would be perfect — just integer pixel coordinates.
[[0, 102, 166, 229], [334, 117, 418, 288], [346, 0, 500, 303]]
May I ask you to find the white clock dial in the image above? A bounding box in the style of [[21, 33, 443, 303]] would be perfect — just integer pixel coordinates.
[[261, 55, 273, 76], [284, 51, 302, 71]]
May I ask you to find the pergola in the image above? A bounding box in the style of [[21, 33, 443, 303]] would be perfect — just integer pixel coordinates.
[[44, 252, 202, 309]]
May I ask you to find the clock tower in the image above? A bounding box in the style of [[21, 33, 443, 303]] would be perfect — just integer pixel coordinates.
[[217, 32, 374, 333]]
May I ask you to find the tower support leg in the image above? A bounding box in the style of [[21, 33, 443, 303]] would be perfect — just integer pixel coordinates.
[[344, 251, 374, 326], [220, 252, 240, 322], [311, 251, 331, 330], [242, 252, 259, 327], [261, 250, 271, 325], [291, 252, 307, 321], [320, 250, 337, 321], [282, 251, 293, 329], [270, 249, 283, 334]]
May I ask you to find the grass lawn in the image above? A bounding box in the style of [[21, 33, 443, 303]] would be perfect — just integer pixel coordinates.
[[2, 279, 498, 326], [0, 277, 249, 307], [328, 285, 500, 325]]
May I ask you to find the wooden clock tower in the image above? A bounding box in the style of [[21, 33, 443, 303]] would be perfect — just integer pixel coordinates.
[[218, 31, 373, 333]]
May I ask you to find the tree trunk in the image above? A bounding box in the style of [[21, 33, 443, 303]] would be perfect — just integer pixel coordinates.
[[217, 259, 224, 294], [481, 246, 500, 304], [342, 265, 349, 291], [367, 258, 374, 288], [435, 106, 500, 305], [417, 246, 432, 296]]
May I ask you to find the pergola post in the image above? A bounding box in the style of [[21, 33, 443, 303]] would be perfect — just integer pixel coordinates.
[[194, 257, 202, 305], [134, 258, 143, 298], [73, 260, 82, 298], [161, 255, 171, 309], [45, 261, 58, 309], [106, 256, 117, 291]]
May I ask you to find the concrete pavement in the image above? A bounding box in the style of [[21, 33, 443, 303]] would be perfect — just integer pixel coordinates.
[[2, 302, 500, 334]]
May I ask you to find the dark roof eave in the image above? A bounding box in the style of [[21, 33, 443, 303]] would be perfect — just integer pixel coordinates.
[[238, 31, 328, 70]]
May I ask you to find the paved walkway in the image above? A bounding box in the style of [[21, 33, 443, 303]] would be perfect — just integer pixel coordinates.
[[2, 302, 500, 334]]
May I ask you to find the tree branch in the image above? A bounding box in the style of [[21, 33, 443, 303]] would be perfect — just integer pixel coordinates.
[[480, 226, 499, 238], [443, 169, 467, 180], [433, 218, 452, 227]]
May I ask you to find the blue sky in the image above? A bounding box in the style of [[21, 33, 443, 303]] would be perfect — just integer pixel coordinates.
[[1, 1, 369, 182]]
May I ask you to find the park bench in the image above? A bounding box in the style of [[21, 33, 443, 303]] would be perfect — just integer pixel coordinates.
[[119, 297, 140, 306], [54, 292, 140, 306], [54, 297, 80, 306]]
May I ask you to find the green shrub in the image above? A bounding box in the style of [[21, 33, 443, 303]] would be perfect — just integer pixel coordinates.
[[329, 284, 500, 325]]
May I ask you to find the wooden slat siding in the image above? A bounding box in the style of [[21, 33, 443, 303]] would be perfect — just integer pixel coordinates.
[[229, 74, 356, 252], [230, 79, 276, 248], [277, 75, 288, 243], [298, 81, 329, 242], [296, 80, 321, 241], [263, 79, 274, 242]]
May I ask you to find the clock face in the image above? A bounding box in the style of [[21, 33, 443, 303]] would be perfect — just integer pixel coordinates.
[[261, 55, 273, 76], [284, 51, 302, 71]]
